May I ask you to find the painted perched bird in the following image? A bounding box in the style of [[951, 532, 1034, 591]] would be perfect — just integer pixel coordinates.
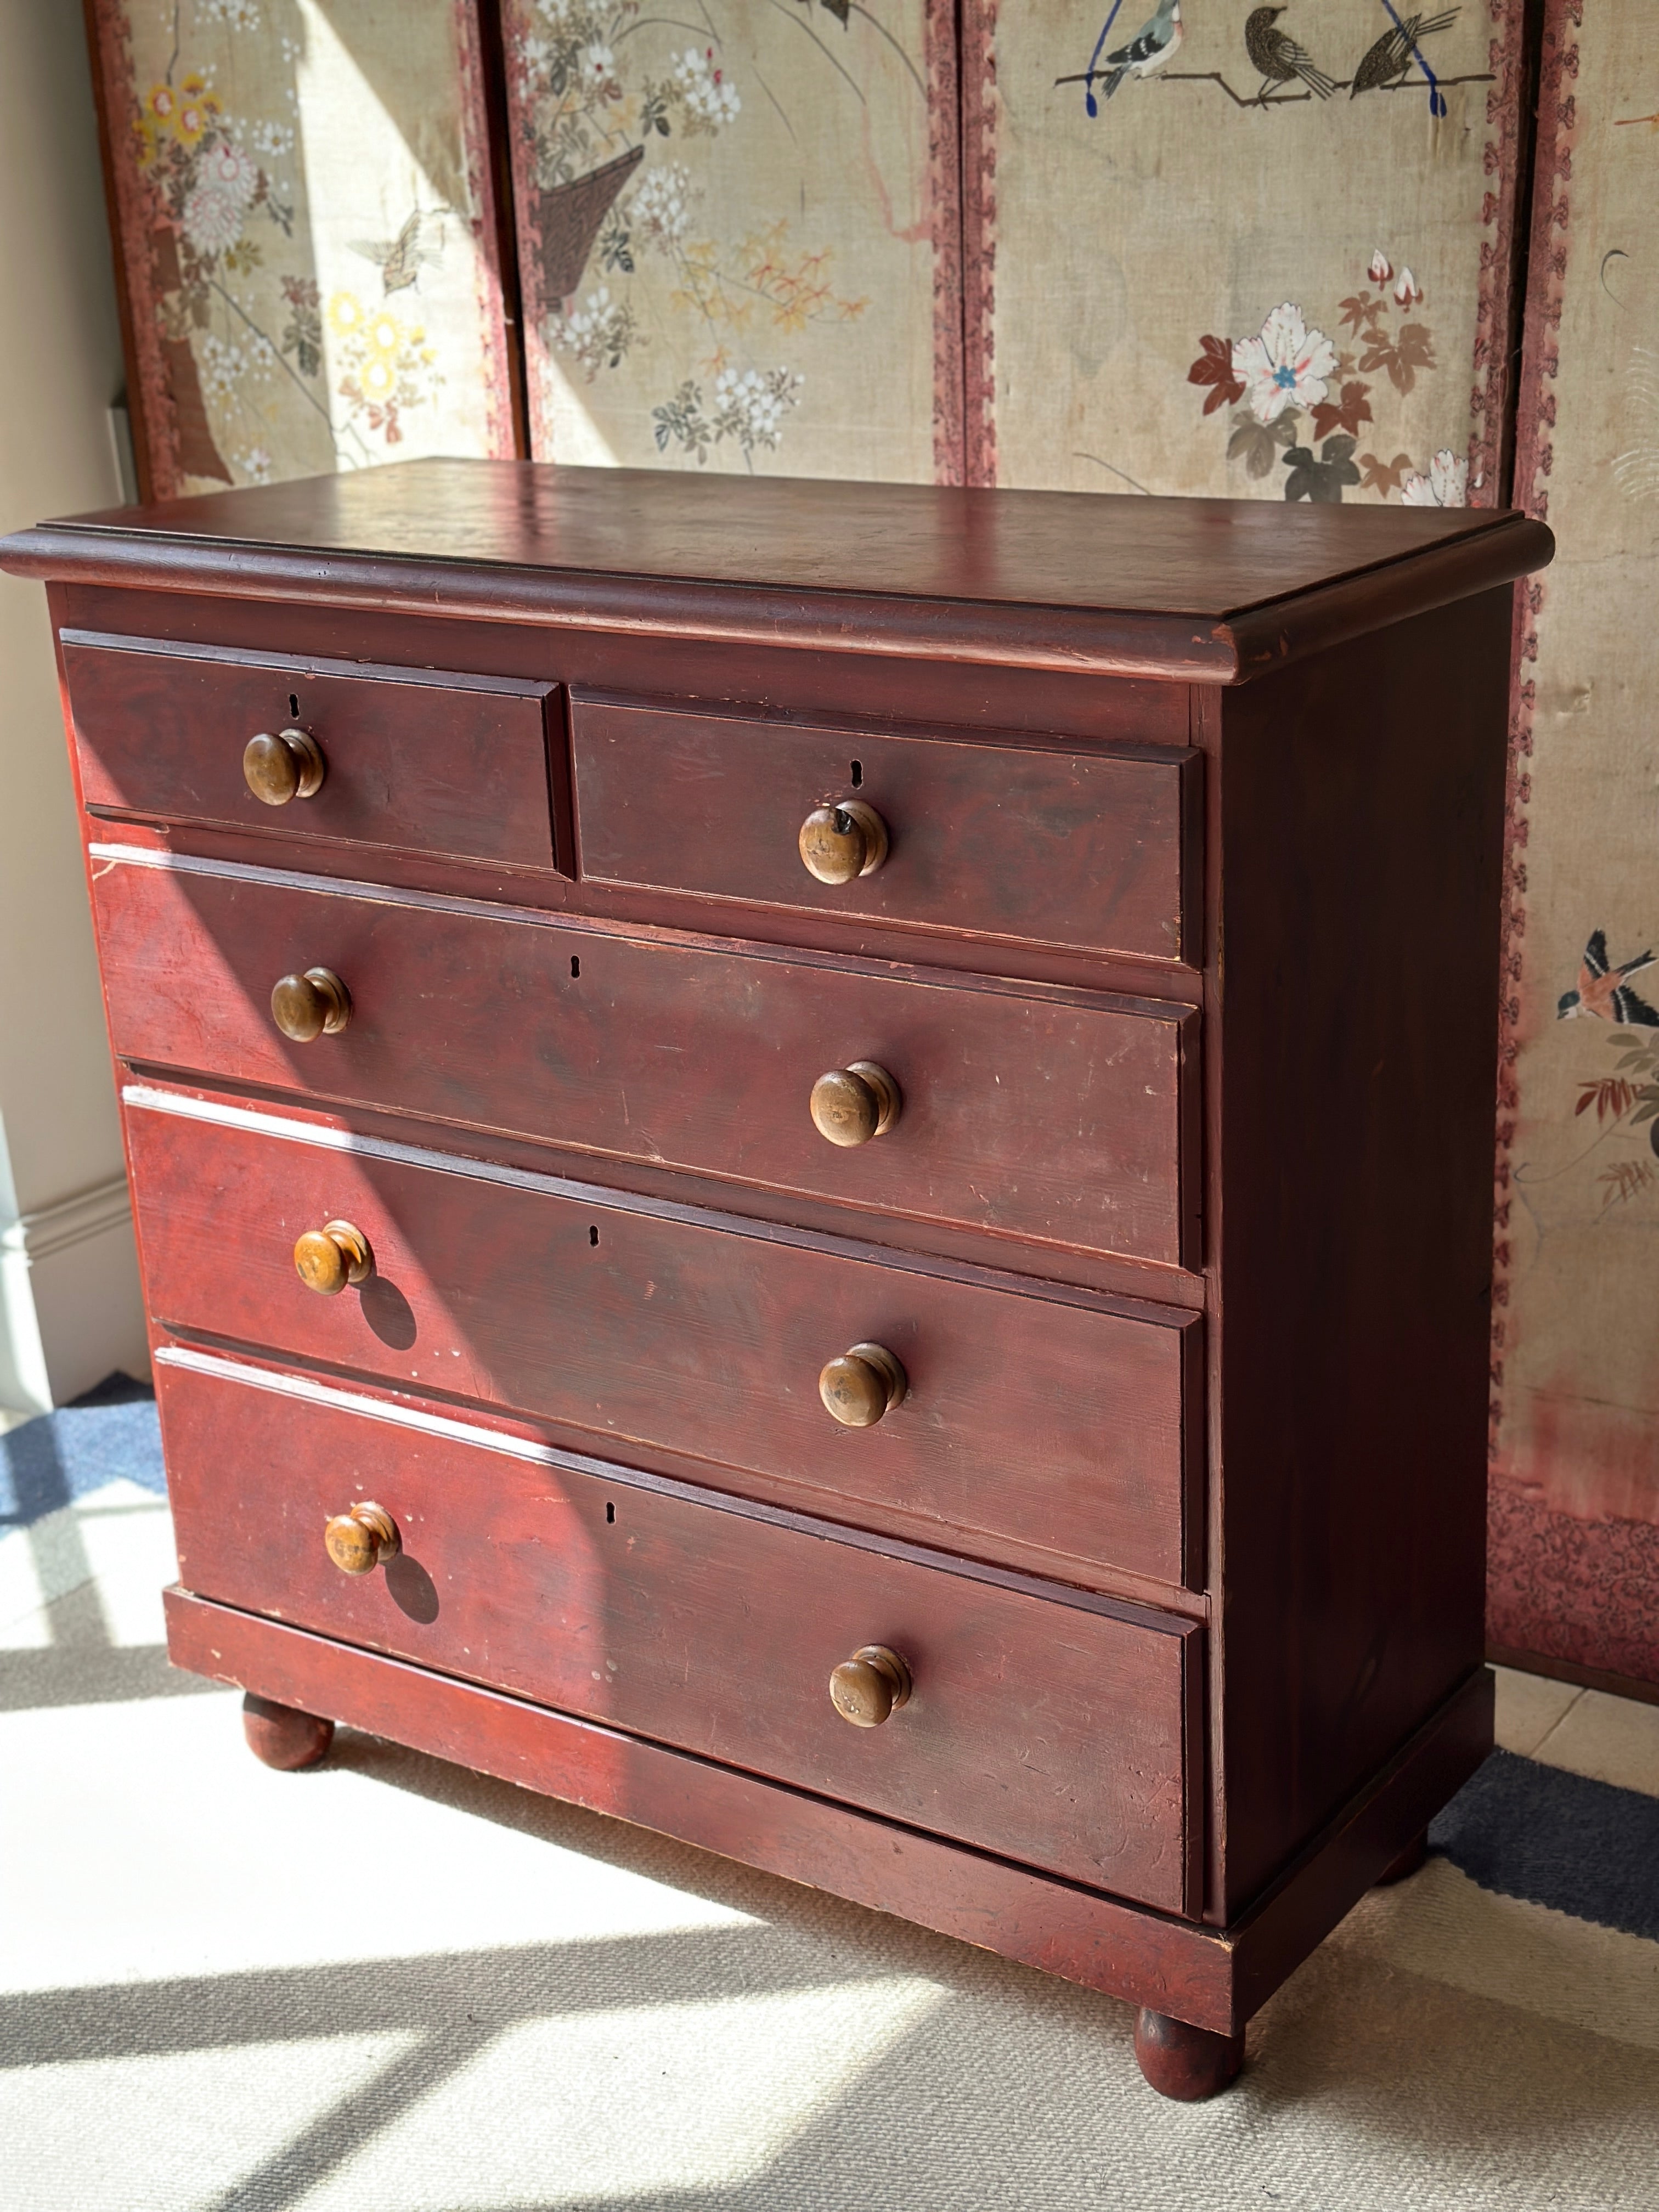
[[1091, 0, 1184, 103], [1243, 6, 1338, 99], [1557, 932, 1659, 1025], [1350, 8, 1460, 95]]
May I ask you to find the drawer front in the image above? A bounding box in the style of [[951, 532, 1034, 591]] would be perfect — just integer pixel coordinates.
[[158, 1353, 1198, 1910], [127, 1093, 1199, 1587], [64, 633, 561, 871], [572, 697, 1196, 964], [95, 850, 1197, 1267]]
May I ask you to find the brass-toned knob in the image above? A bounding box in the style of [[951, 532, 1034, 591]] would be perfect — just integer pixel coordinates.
[[820, 1342, 907, 1428], [271, 967, 352, 1042], [799, 798, 889, 885], [294, 1220, 373, 1296], [244, 727, 325, 805], [809, 1062, 901, 1147], [830, 1644, 912, 1728], [323, 1500, 399, 1575]]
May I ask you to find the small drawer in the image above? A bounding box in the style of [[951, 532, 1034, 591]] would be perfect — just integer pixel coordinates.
[[62, 631, 562, 872], [158, 1351, 1200, 1911], [93, 847, 1199, 1268], [571, 695, 1198, 964], [126, 1091, 1201, 1588]]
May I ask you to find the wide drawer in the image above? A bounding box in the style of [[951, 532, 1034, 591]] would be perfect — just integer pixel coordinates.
[[126, 1088, 1200, 1588], [63, 631, 562, 872], [157, 1350, 1199, 1911], [94, 848, 1198, 1268], [572, 696, 1197, 964]]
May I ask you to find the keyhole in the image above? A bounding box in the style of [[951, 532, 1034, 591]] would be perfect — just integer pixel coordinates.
[[570, 957, 580, 979], [588, 1224, 599, 1246], [289, 693, 300, 719], [605, 1501, 615, 1524], [850, 759, 863, 788]]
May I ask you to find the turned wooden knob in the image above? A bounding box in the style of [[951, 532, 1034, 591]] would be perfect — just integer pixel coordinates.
[[829, 1644, 912, 1728], [799, 798, 888, 884], [270, 967, 352, 1041], [323, 1500, 399, 1575], [820, 1342, 907, 1427], [244, 727, 325, 805], [809, 1062, 901, 1147], [294, 1220, 373, 1296]]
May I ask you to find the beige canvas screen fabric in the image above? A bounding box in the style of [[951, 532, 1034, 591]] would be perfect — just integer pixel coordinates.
[[88, 0, 514, 497], [1488, 0, 1659, 1687], [501, 0, 961, 484], [963, 0, 1527, 509]]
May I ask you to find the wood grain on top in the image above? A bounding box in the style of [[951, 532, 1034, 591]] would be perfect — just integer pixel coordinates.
[[0, 459, 1553, 680]]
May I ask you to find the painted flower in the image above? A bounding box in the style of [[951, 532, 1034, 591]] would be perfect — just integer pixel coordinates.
[[361, 355, 398, 404], [629, 162, 696, 248], [365, 308, 404, 359], [1393, 267, 1424, 309], [1231, 303, 1338, 426], [145, 83, 177, 125], [328, 290, 365, 335], [236, 445, 273, 484], [675, 46, 741, 126], [202, 142, 258, 205], [1368, 249, 1393, 285], [581, 43, 617, 91], [175, 100, 210, 146], [1400, 449, 1469, 506], [182, 179, 246, 255]]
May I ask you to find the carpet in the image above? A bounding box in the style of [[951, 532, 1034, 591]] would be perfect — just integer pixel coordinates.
[[3, 1387, 1657, 2210]]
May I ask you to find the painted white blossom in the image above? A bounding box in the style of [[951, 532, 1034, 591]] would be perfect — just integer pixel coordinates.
[[715, 365, 801, 447], [628, 163, 696, 249], [201, 0, 262, 25], [1400, 449, 1469, 506], [535, 0, 575, 21], [202, 142, 258, 203], [235, 445, 274, 484], [1368, 248, 1393, 285], [675, 46, 741, 126], [1393, 266, 1424, 309], [198, 331, 274, 397], [581, 43, 617, 90], [183, 179, 247, 254], [555, 285, 636, 377], [1231, 303, 1338, 426]]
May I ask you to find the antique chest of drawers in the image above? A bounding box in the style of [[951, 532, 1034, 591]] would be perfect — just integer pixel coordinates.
[[3, 463, 1552, 2098]]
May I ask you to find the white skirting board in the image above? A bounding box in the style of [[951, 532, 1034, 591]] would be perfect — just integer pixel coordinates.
[[0, 1175, 150, 1413]]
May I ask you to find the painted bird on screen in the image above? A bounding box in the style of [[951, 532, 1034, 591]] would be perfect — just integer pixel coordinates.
[[1350, 8, 1460, 95], [1244, 6, 1339, 99], [1088, 0, 1185, 105], [1557, 932, 1659, 1025]]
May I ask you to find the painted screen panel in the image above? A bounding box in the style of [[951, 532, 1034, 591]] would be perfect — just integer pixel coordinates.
[[963, 0, 1527, 510], [87, 0, 515, 497], [501, 0, 961, 483], [1488, 0, 1659, 1689]]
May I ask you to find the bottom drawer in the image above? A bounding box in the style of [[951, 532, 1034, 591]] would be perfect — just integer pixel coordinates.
[[156, 1349, 1200, 1914]]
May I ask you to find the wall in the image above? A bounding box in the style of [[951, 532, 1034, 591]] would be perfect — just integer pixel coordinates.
[[0, 0, 148, 1410]]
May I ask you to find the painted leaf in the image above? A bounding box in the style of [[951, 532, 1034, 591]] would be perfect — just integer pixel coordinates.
[[1283, 435, 1362, 505], [1311, 380, 1374, 441], [1358, 450, 1414, 496], [1188, 334, 1244, 416], [1228, 405, 1299, 479], [1339, 290, 1387, 336]]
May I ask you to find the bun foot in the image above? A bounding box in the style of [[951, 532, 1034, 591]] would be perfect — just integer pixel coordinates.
[[1134, 2008, 1244, 2101], [242, 1691, 334, 1770], [1374, 1829, 1429, 1886]]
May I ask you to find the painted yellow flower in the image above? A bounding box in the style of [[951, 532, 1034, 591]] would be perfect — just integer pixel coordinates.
[[145, 83, 177, 125], [364, 309, 404, 360], [361, 356, 398, 403], [327, 290, 365, 335], [175, 100, 210, 146]]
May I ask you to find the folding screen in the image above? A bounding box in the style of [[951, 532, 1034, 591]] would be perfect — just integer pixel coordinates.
[[85, 0, 516, 498], [499, 0, 960, 482], [961, 0, 1528, 505], [1487, 0, 1659, 1691]]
